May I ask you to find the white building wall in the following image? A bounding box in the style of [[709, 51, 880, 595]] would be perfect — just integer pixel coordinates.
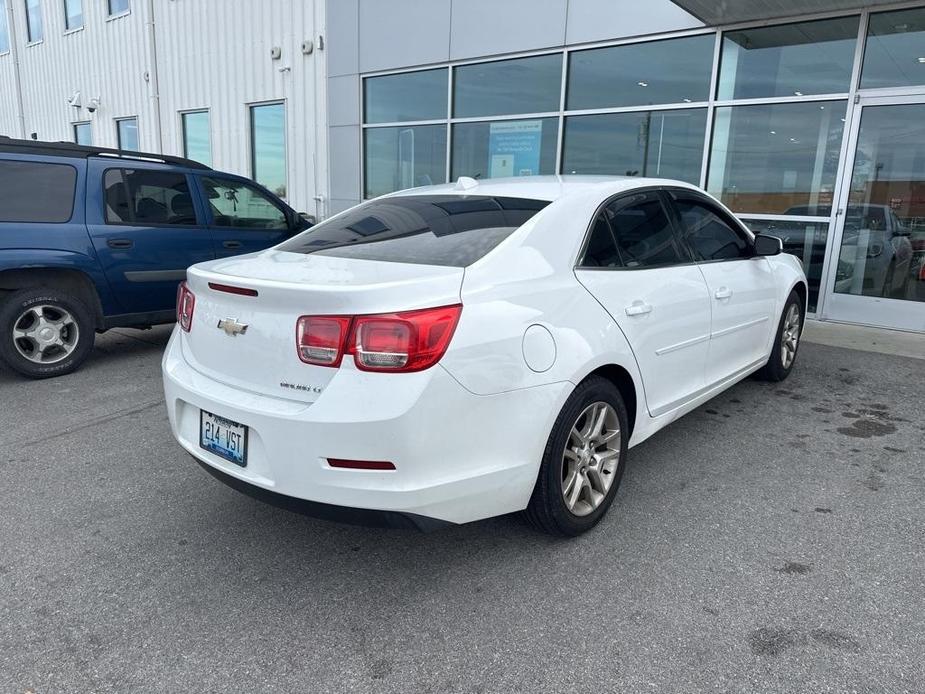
[[0, 0, 327, 217]]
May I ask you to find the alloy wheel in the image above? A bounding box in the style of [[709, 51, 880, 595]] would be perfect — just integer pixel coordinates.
[[561, 401, 621, 517], [12, 305, 80, 365], [780, 303, 801, 369]]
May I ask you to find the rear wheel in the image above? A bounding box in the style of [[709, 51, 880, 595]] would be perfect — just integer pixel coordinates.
[[524, 376, 629, 536], [0, 288, 95, 379], [756, 290, 803, 382]]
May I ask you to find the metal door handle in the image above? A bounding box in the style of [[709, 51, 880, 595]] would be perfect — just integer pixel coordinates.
[[625, 301, 652, 316], [107, 238, 133, 249], [714, 287, 733, 300], [223, 240, 243, 249]]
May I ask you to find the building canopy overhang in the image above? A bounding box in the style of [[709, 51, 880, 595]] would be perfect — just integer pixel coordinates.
[[671, 0, 900, 25]]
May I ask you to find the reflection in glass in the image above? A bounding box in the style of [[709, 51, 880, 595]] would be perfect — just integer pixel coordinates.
[[718, 17, 858, 100], [73, 122, 91, 146], [25, 0, 43, 42], [108, 0, 128, 15], [250, 103, 287, 198], [563, 109, 706, 184], [567, 35, 714, 110], [451, 118, 557, 180], [116, 118, 139, 151], [364, 69, 448, 124], [454, 54, 562, 118], [861, 8, 925, 89], [364, 125, 447, 198], [743, 218, 829, 311], [836, 104, 925, 302], [0, 0, 9, 54], [64, 0, 83, 30], [707, 101, 846, 214], [182, 111, 211, 167]]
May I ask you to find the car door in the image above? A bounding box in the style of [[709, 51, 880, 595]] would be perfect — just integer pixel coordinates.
[[85, 162, 215, 317], [668, 191, 777, 384], [194, 174, 295, 257], [575, 190, 712, 417]]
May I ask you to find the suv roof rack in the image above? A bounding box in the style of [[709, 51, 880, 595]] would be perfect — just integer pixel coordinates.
[[0, 136, 211, 170]]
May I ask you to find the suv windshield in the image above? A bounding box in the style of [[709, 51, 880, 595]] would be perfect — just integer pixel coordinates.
[[278, 195, 549, 267]]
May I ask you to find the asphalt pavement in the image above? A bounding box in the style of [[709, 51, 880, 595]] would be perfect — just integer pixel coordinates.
[[1, 325, 923, 693]]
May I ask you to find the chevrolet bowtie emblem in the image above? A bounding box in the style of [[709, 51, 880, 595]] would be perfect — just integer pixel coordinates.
[[217, 318, 248, 337]]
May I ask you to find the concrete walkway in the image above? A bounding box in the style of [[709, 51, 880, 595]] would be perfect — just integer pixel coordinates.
[[804, 319, 924, 361]]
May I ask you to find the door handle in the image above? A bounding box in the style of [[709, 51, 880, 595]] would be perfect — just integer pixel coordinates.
[[222, 240, 243, 249], [714, 287, 733, 300], [107, 238, 133, 249], [625, 301, 653, 316]]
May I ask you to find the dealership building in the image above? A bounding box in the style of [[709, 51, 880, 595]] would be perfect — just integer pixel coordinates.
[[1, 1, 924, 333]]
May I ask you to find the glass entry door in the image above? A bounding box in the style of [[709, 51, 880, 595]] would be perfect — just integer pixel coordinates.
[[823, 96, 925, 331]]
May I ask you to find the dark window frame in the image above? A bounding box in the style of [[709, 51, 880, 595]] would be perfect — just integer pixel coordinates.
[[198, 174, 291, 232], [0, 159, 78, 224], [102, 167, 202, 229], [665, 189, 756, 264]]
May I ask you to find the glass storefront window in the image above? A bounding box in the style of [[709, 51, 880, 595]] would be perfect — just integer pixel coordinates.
[[181, 111, 211, 167], [707, 101, 846, 214], [567, 35, 714, 110], [454, 55, 562, 119], [451, 118, 557, 180], [250, 103, 286, 198], [742, 218, 829, 311], [836, 103, 925, 302], [364, 69, 448, 124], [365, 125, 447, 198], [563, 109, 706, 184], [718, 17, 858, 100], [861, 8, 925, 90]]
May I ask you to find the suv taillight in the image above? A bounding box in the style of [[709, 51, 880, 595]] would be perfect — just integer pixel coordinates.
[[177, 281, 195, 332], [295, 305, 462, 373]]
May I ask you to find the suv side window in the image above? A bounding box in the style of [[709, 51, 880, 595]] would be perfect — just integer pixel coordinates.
[[580, 214, 622, 268], [104, 169, 198, 226], [200, 176, 288, 230], [0, 160, 77, 223], [673, 195, 750, 261], [603, 192, 685, 269]]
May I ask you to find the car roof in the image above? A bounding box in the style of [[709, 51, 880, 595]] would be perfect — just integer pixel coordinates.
[[0, 136, 211, 170], [389, 175, 702, 202]]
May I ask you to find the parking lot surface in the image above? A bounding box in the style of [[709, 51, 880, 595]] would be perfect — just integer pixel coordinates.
[[1, 326, 923, 693]]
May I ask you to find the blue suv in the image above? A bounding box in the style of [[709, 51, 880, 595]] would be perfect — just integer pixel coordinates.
[[0, 138, 311, 378]]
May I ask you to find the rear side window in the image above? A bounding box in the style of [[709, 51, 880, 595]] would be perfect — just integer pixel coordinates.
[[581, 215, 622, 268], [603, 193, 686, 268], [104, 169, 198, 226], [0, 160, 77, 223], [674, 197, 750, 261], [278, 195, 549, 267]]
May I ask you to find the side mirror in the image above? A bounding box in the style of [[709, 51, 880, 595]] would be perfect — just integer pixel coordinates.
[[754, 234, 783, 256]]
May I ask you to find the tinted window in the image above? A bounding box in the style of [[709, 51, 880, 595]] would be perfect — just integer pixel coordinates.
[[675, 197, 749, 260], [454, 54, 562, 118], [364, 69, 448, 124], [581, 215, 622, 268], [604, 194, 685, 268], [201, 176, 288, 230], [278, 195, 549, 267], [104, 169, 198, 226], [0, 161, 76, 223], [567, 35, 714, 110]]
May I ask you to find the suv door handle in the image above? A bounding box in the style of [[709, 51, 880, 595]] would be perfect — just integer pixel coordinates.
[[625, 301, 653, 316], [107, 238, 133, 249], [222, 240, 243, 249], [714, 287, 733, 300]]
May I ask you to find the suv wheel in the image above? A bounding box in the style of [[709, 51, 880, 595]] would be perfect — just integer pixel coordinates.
[[0, 288, 95, 379]]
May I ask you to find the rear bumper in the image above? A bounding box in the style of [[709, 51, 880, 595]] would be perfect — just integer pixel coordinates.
[[162, 328, 571, 525]]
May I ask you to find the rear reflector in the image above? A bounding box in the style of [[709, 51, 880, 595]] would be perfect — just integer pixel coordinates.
[[176, 281, 195, 332], [327, 458, 396, 470], [209, 282, 258, 297]]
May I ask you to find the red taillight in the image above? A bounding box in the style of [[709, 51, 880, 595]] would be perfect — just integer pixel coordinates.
[[296, 315, 351, 366], [350, 304, 462, 372], [177, 281, 195, 332], [293, 304, 462, 372], [327, 458, 396, 470]]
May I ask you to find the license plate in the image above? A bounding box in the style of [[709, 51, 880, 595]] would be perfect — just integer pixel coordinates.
[[200, 410, 248, 467]]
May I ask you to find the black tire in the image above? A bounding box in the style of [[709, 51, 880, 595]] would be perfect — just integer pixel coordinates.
[[0, 288, 95, 379], [524, 376, 629, 536], [756, 290, 803, 382]]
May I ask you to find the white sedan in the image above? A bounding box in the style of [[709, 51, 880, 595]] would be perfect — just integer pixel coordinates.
[[162, 176, 806, 535]]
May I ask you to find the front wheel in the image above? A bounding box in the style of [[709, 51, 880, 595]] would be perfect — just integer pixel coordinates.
[[524, 376, 629, 536], [0, 288, 95, 379], [756, 290, 803, 382]]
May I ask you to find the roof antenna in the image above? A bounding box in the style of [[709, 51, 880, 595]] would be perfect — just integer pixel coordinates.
[[454, 176, 478, 191]]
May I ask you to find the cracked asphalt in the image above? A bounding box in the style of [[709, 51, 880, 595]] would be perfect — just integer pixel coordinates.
[[1, 325, 923, 693]]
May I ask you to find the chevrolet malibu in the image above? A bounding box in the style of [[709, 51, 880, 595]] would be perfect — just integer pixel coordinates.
[[162, 176, 806, 536]]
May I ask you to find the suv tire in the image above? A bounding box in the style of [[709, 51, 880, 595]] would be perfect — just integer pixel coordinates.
[[0, 288, 96, 379]]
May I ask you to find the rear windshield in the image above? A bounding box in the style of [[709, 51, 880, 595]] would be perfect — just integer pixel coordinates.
[[278, 195, 549, 267]]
